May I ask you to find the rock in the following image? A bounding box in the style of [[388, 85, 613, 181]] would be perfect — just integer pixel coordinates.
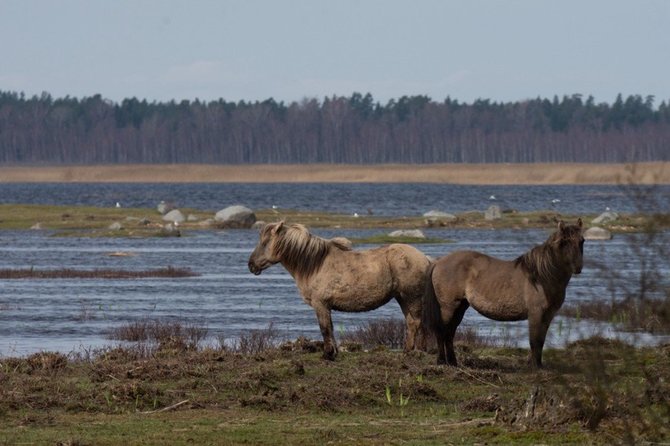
[[214, 205, 256, 228], [162, 209, 185, 223], [157, 201, 175, 215], [187, 214, 199, 222], [162, 223, 181, 237], [584, 227, 612, 240], [30, 223, 43, 230], [197, 218, 216, 227], [388, 229, 426, 239], [423, 210, 457, 226], [592, 211, 618, 225], [108, 222, 124, 231], [485, 205, 502, 220]]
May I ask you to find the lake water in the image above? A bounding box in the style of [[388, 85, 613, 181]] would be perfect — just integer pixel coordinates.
[[2, 182, 669, 215], [1, 183, 668, 356]]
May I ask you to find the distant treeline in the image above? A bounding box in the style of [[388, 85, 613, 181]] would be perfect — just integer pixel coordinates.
[[1, 90, 669, 164]]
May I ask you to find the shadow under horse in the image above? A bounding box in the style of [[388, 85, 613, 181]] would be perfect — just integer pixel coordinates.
[[424, 219, 584, 369], [248, 221, 431, 360]]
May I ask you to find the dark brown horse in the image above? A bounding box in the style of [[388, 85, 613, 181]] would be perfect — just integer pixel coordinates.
[[423, 219, 584, 368], [248, 222, 431, 360]]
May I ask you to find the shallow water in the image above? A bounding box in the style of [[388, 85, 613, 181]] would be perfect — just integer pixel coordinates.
[[1, 226, 668, 356]]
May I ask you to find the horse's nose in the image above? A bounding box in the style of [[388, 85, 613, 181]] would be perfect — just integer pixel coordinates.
[[248, 260, 261, 275]]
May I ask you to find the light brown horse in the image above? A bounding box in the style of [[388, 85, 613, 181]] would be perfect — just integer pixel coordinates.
[[424, 219, 584, 369], [248, 221, 431, 360]]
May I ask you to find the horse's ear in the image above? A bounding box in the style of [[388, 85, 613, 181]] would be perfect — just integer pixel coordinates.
[[272, 221, 284, 235], [577, 217, 583, 228], [557, 220, 565, 231]]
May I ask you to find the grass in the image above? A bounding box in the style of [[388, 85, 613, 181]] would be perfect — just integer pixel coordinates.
[[0, 334, 668, 444], [2, 203, 666, 235]]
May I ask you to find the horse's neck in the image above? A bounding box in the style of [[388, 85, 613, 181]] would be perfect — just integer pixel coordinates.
[[523, 245, 573, 301], [278, 234, 330, 282], [538, 265, 572, 307]]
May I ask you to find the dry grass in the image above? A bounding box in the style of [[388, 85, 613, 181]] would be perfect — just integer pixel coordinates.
[[1, 162, 669, 184], [0, 332, 668, 444], [562, 296, 670, 334]]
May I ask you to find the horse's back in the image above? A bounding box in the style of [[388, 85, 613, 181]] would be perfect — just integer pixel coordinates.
[[385, 243, 431, 288], [305, 243, 427, 312]]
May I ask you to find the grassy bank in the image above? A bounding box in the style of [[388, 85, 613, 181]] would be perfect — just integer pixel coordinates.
[[0, 203, 665, 235], [0, 334, 668, 445]]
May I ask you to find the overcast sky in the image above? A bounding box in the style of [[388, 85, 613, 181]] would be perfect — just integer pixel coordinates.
[[1, 0, 668, 105]]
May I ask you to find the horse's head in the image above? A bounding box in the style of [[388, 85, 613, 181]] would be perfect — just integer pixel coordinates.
[[554, 218, 584, 275], [248, 221, 285, 275]]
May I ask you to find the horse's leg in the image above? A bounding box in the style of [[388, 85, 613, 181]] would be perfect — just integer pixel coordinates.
[[435, 324, 448, 365], [527, 311, 552, 369], [443, 300, 469, 366], [313, 304, 338, 360], [396, 296, 424, 352]]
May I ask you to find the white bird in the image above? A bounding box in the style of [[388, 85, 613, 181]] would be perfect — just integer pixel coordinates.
[[353, 212, 359, 218], [551, 199, 561, 204], [115, 202, 121, 208], [272, 205, 278, 209], [489, 195, 496, 200]]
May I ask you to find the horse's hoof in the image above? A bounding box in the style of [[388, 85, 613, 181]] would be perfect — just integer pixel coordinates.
[[322, 347, 337, 361]]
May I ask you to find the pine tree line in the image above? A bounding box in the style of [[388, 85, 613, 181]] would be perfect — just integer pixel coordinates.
[[1, 90, 669, 164]]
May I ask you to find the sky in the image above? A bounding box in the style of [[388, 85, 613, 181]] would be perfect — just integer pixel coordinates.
[[1, 0, 669, 106]]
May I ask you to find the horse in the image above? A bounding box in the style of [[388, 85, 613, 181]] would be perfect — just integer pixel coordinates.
[[248, 221, 431, 360], [423, 219, 584, 369]]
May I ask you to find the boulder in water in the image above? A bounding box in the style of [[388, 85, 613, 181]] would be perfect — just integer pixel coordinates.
[[423, 210, 457, 226], [485, 205, 502, 220], [108, 222, 124, 231], [592, 211, 618, 225], [584, 226, 612, 240], [162, 209, 185, 223], [214, 205, 256, 228], [388, 229, 426, 239]]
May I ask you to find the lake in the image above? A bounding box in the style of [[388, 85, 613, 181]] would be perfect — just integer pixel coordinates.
[[0, 183, 668, 356]]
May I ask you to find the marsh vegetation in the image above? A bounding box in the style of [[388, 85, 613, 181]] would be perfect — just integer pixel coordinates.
[[0, 319, 668, 445]]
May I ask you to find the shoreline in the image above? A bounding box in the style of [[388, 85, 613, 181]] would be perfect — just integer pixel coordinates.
[[0, 162, 669, 184]]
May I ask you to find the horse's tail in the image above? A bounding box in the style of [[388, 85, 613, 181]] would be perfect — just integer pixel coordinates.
[[422, 261, 442, 339]]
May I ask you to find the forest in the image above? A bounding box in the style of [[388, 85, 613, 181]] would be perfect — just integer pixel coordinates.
[[1, 90, 669, 164]]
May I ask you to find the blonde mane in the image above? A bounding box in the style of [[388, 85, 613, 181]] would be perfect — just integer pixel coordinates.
[[270, 223, 351, 278]]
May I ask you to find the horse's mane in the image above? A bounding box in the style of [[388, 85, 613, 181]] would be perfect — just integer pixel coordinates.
[[271, 223, 352, 278], [514, 224, 581, 286], [514, 242, 559, 286]]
